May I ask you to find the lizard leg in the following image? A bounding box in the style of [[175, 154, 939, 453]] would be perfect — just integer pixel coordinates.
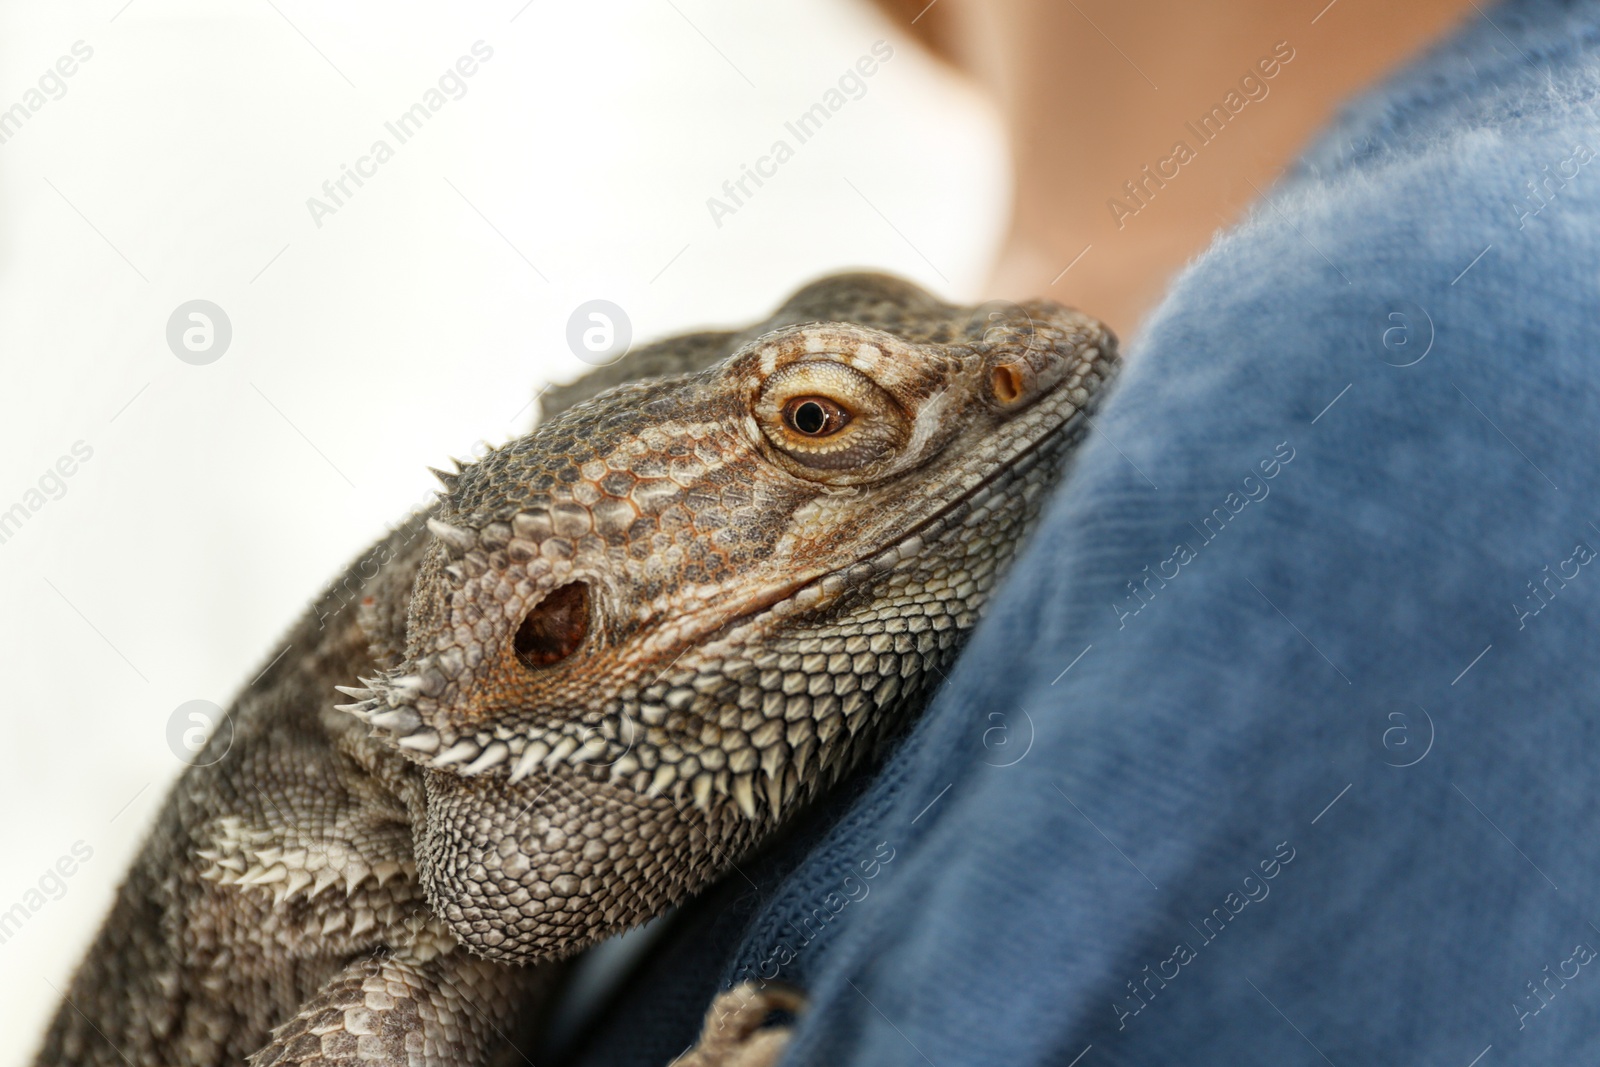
[[669, 983, 807, 1067], [249, 949, 546, 1067]]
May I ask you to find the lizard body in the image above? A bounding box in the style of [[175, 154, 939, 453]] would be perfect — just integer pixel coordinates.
[[32, 273, 1117, 1066]]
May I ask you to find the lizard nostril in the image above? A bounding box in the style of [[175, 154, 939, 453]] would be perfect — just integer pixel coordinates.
[[991, 364, 1025, 405], [513, 582, 590, 669]]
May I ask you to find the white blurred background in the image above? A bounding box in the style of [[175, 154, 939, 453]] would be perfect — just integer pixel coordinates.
[[0, 0, 1005, 1053]]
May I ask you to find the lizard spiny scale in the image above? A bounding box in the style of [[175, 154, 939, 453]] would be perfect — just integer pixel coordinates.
[[32, 273, 1117, 1067]]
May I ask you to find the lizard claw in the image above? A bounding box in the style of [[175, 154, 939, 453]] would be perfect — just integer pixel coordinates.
[[669, 983, 807, 1067]]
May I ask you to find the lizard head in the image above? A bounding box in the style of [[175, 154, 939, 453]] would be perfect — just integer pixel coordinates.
[[341, 273, 1118, 961]]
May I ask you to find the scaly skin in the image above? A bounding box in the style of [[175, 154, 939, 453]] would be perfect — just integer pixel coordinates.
[[31, 273, 1117, 1067]]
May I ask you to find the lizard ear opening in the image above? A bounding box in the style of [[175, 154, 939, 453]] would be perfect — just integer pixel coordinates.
[[513, 582, 590, 670]]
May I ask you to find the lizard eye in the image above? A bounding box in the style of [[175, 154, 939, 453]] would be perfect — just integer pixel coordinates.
[[782, 396, 850, 436], [756, 361, 909, 480], [513, 582, 589, 670]]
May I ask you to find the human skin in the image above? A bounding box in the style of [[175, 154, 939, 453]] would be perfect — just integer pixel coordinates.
[[884, 0, 1481, 336]]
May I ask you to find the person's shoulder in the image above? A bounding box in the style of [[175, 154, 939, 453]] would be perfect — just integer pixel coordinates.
[[1143, 0, 1600, 372], [1302, 0, 1600, 179]]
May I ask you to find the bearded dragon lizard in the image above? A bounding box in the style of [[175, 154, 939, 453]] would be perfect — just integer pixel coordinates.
[[31, 273, 1117, 1066]]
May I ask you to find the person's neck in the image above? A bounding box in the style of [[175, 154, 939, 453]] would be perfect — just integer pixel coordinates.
[[934, 0, 1478, 337]]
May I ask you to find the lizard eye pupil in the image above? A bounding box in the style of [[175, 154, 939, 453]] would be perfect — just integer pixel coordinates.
[[793, 402, 827, 434], [783, 396, 848, 436], [513, 582, 589, 670]]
